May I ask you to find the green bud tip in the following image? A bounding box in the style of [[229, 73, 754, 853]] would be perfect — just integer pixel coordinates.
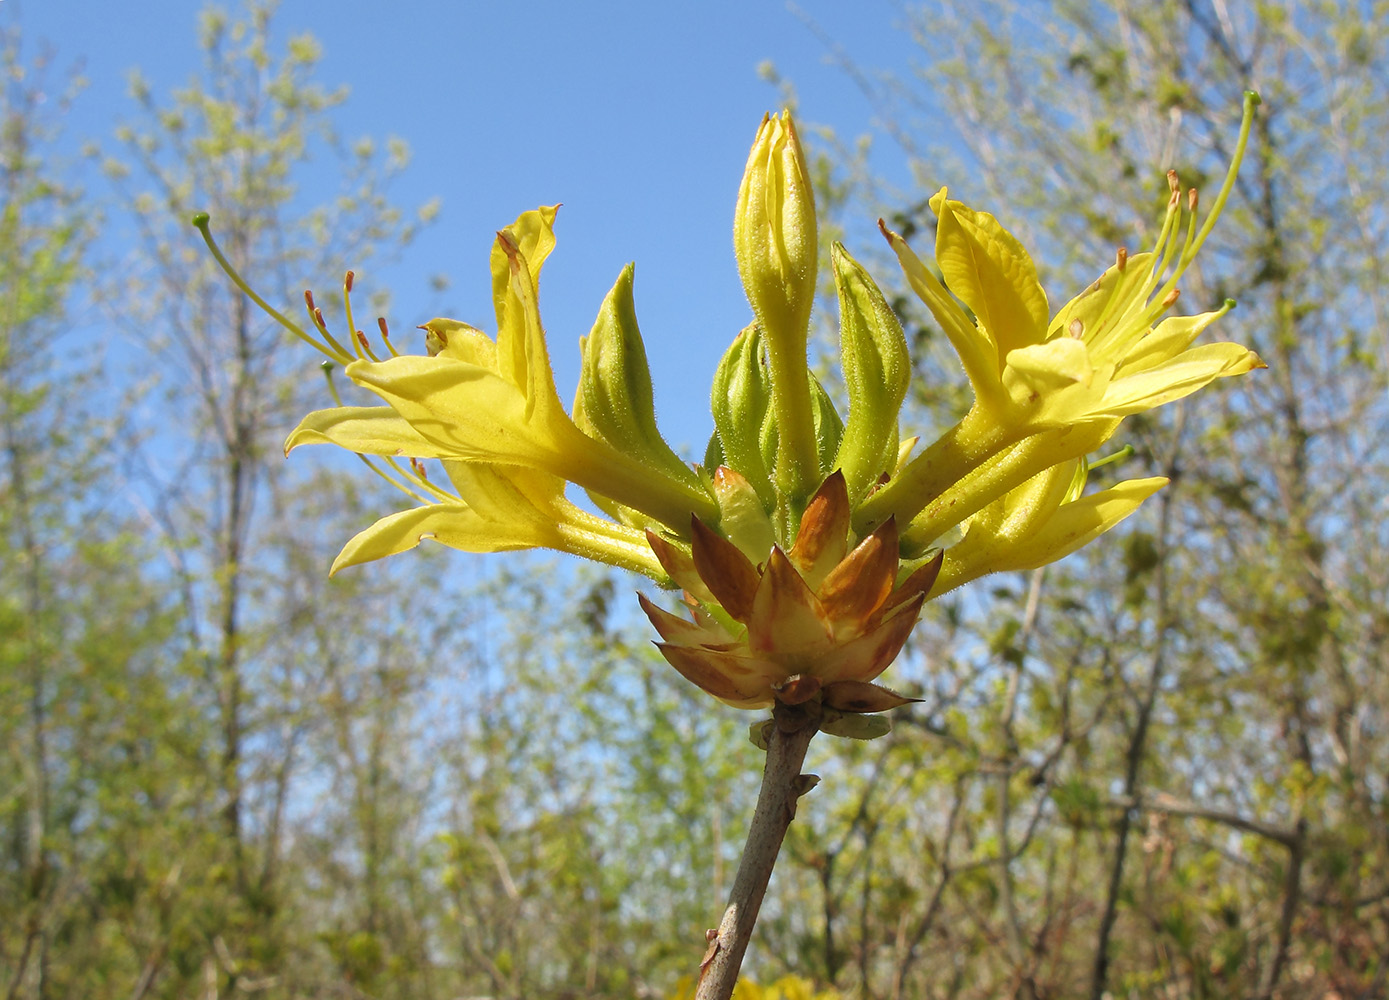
[[1243, 90, 1261, 107], [1225, 298, 1238, 311], [320, 360, 335, 374], [191, 212, 210, 229]]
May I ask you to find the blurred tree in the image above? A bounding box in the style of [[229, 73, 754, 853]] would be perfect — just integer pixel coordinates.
[[770, 0, 1389, 996], [97, 1, 443, 993], [0, 22, 186, 1000]]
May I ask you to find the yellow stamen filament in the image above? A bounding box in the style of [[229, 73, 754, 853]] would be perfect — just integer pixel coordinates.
[[192, 214, 353, 364], [378, 317, 399, 358]]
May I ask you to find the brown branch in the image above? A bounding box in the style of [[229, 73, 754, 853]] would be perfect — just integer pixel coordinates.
[[1089, 416, 1185, 1000], [1254, 817, 1307, 1000], [1108, 793, 1299, 848], [695, 702, 821, 1000]]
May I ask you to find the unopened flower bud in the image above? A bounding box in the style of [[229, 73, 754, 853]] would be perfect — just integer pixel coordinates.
[[734, 111, 820, 503], [573, 263, 700, 492]]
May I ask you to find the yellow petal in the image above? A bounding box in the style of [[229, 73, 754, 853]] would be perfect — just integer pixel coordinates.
[[329, 503, 535, 575], [346, 355, 560, 464], [898, 416, 1119, 550], [935, 476, 1167, 593], [1099, 343, 1264, 415], [490, 205, 559, 336], [285, 405, 444, 458], [930, 188, 1049, 359], [493, 225, 568, 425], [420, 318, 499, 367], [1115, 302, 1235, 377], [880, 220, 1001, 402], [1047, 251, 1158, 358]]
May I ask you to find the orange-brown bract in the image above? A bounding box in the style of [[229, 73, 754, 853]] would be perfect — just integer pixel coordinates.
[[640, 471, 941, 710]]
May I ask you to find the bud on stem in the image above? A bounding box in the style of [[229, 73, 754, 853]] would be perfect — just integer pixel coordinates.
[[734, 112, 819, 505]]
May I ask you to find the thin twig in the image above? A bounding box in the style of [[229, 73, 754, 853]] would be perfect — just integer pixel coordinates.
[[695, 702, 821, 1000]]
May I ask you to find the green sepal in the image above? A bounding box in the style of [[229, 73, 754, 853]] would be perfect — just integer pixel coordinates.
[[810, 372, 845, 476], [749, 718, 775, 751], [710, 325, 776, 507], [574, 264, 701, 492], [703, 430, 725, 472], [820, 709, 892, 741], [830, 242, 910, 503]]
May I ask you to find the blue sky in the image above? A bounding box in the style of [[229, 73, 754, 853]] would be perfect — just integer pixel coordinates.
[[18, 0, 930, 457]]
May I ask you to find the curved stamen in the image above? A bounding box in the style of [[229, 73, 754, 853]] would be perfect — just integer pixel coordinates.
[[191, 214, 353, 364]]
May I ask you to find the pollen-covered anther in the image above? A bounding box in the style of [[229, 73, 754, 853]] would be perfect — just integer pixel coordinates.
[[1067, 319, 1084, 339], [1116, 247, 1128, 271], [1167, 168, 1181, 194], [1188, 187, 1199, 212], [1161, 288, 1181, 308], [344, 269, 355, 293]]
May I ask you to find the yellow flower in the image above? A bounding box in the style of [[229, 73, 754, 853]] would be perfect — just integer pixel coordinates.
[[863, 92, 1265, 539], [932, 458, 1166, 596], [193, 99, 1265, 728], [287, 207, 716, 535]]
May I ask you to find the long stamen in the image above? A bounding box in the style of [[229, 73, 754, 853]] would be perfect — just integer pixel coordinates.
[[303, 291, 352, 360], [357, 453, 432, 504], [378, 317, 399, 358], [1138, 91, 1259, 330], [343, 271, 382, 362], [1087, 443, 1134, 471], [191, 214, 353, 364], [1184, 91, 1260, 264], [400, 456, 456, 502]]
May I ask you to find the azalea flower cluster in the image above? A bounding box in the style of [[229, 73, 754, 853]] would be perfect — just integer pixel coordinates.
[[194, 95, 1261, 726]]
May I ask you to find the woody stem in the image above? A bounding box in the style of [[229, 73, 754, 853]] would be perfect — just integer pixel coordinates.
[[695, 702, 820, 1000]]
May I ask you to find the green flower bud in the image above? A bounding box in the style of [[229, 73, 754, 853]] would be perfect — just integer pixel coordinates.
[[574, 264, 700, 493], [710, 324, 775, 508], [830, 242, 911, 504], [734, 111, 820, 503]]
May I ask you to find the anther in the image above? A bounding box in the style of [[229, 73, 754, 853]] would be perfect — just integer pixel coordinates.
[[1161, 288, 1181, 307], [1167, 169, 1180, 193], [1068, 319, 1084, 338], [1188, 188, 1199, 212], [313, 307, 327, 331], [356, 331, 370, 351], [1116, 247, 1128, 271], [344, 270, 355, 293], [304, 289, 316, 313], [377, 317, 391, 341]]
